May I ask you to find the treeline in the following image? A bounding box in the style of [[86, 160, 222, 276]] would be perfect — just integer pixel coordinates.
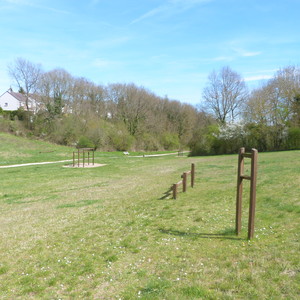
[[2, 58, 300, 153], [2, 59, 213, 151], [190, 65, 300, 155]]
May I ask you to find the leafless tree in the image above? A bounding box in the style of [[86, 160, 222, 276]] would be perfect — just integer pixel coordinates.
[[202, 66, 248, 124], [38, 68, 73, 115], [8, 57, 42, 110]]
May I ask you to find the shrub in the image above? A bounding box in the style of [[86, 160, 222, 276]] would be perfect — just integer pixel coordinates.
[[77, 136, 95, 149], [161, 133, 179, 150]]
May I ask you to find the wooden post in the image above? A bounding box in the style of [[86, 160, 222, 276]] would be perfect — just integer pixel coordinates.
[[236, 147, 258, 239], [191, 163, 195, 188], [78, 149, 80, 167], [83, 150, 85, 168], [236, 147, 245, 235], [88, 151, 90, 165], [173, 183, 177, 199], [73, 152, 75, 167], [248, 149, 258, 240], [183, 172, 187, 192]]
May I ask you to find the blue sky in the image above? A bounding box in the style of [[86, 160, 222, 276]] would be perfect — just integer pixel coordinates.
[[0, 0, 299, 105]]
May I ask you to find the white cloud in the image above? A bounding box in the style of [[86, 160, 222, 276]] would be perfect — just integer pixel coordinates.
[[242, 51, 261, 57], [244, 75, 273, 82], [92, 59, 120, 68], [90, 36, 131, 48], [3, 0, 70, 14], [211, 56, 233, 62], [233, 48, 261, 57], [131, 0, 212, 24]]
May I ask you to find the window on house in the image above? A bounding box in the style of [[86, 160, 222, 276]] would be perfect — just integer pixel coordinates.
[[4, 103, 8, 107]]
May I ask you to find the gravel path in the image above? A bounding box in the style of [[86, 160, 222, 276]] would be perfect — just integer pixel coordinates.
[[0, 151, 190, 169], [0, 160, 73, 169]]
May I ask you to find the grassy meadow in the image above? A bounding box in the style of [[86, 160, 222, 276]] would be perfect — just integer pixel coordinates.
[[0, 133, 299, 299]]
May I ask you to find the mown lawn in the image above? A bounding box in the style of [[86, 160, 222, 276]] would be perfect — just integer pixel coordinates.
[[0, 134, 299, 299]]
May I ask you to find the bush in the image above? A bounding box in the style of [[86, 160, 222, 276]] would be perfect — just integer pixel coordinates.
[[286, 127, 300, 150], [161, 133, 179, 150], [77, 136, 95, 149], [108, 124, 134, 151]]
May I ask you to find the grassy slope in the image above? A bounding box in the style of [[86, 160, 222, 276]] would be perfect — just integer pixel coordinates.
[[0, 133, 299, 299]]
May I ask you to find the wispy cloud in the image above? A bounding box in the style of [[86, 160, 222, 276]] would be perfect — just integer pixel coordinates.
[[233, 48, 261, 57], [211, 56, 233, 62], [131, 0, 212, 24], [3, 0, 70, 14], [244, 74, 273, 82], [90, 36, 132, 48], [92, 58, 121, 68]]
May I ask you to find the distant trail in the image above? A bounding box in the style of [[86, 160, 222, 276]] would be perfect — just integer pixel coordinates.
[[130, 151, 190, 158], [0, 151, 190, 169], [0, 160, 72, 169]]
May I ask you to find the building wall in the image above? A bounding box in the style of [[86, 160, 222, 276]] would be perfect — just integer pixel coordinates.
[[0, 92, 21, 111]]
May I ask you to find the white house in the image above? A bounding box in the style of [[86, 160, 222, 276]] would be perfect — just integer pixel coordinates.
[[0, 89, 39, 112]]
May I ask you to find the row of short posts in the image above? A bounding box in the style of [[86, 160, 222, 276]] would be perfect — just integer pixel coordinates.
[[172, 163, 195, 199], [73, 148, 95, 167]]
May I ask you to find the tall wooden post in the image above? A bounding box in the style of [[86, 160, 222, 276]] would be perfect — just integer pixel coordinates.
[[236, 147, 258, 240], [83, 150, 85, 168], [191, 163, 195, 188], [78, 149, 80, 167], [236, 147, 244, 235], [182, 172, 187, 192], [248, 149, 258, 240]]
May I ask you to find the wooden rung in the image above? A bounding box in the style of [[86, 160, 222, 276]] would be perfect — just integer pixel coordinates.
[[241, 153, 252, 158], [241, 175, 251, 180]]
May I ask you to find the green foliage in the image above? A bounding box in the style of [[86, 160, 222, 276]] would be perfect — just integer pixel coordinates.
[[286, 127, 300, 149], [161, 132, 180, 150], [101, 122, 133, 151], [76, 136, 95, 149]]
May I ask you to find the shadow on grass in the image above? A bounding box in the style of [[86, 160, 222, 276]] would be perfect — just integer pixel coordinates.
[[159, 228, 243, 240], [158, 187, 173, 200]]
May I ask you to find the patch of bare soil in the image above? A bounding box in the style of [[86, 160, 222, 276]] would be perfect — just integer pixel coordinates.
[[63, 163, 107, 168]]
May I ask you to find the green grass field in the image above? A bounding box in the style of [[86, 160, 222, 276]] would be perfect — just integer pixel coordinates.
[[0, 133, 299, 299]]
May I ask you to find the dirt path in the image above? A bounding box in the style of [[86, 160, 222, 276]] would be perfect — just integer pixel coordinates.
[[0, 160, 73, 169], [0, 151, 190, 169]]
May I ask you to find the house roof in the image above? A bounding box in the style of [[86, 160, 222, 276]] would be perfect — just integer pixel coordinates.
[[8, 91, 28, 103]]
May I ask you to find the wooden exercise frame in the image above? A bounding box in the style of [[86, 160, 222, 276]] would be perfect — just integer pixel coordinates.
[[236, 147, 258, 240], [73, 148, 95, 168]]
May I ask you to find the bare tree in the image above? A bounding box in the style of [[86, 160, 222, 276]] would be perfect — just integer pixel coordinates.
[[8, 57, 42, 110], [202, 66, 248, 124], [38, 68, 73, 116]]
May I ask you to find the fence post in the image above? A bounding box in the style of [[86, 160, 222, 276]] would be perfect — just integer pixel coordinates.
[[236, 147, 245, 236], [182, 172, 187, 192], [78, 149, 80, 167], [173, 183, 177, 199], [248, 149, 258, 240], [191, 163, 195, 188]]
